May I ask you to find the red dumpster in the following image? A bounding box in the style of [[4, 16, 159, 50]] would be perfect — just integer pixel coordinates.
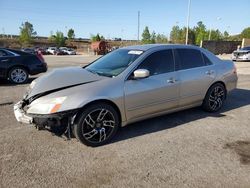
[[91, 41, 109, 55]]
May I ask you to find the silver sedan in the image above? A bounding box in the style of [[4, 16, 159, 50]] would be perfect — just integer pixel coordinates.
[[14, 44, 238, 146]]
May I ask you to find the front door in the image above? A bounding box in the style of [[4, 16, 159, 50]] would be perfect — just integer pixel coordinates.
[[124, 49, 180, 121]]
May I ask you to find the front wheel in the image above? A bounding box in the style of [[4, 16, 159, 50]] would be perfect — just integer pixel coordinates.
[[74, 103, 120, 147], [202, 83, 226, 112], [8, 67, 29, 84]]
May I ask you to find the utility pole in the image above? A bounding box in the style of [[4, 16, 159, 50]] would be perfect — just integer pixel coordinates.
[[137, 11, 140, 42], [185, 0, 191, 45], [208, 26, 213, 41]]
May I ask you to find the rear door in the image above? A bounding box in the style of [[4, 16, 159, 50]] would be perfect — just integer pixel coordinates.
[[174, 48, 215, 106], [124, 49, 180, 120]]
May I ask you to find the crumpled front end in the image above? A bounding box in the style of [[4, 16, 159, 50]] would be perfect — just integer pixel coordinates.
[[14, 97, 78, 132], [14, 101, 33, 124]]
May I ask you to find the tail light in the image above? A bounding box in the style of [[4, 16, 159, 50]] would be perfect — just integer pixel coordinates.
[[37, 51, 45, 63]]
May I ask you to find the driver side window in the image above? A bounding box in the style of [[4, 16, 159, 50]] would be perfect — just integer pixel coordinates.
[[138, 50, 175, 76]]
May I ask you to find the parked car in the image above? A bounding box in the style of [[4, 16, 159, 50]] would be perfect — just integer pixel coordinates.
[[0, 48, 47, 84], [21, 48, 36, 55], [231, 46, 250, 61], [14, 44, 237, 146], [64, 48, 76, 55], [59, 47, 68, 51], [47, 47, 57, 55], [35, 47, 50, 55], [59, 47, 76, 55], [55, 49, 68, 55]]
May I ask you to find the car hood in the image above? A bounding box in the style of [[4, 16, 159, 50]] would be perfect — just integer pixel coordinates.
[[26, 67, 105, 99]]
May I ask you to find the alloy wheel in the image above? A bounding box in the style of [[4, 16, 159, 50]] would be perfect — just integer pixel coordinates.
[[10, 68, 28, 83], [81, 108, 116, 144], [208, 86, 225, 111]]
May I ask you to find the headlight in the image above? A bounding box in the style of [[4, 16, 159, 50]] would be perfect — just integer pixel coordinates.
[[27, 97, 67, 114]]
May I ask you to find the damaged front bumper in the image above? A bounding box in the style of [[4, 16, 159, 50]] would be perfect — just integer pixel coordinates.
[[14, 101, 33, 124], [14, 100, 78, 127]]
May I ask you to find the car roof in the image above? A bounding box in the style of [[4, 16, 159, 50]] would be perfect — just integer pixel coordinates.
[[0, 48, 33, 56], [122, 44, 201, 51]]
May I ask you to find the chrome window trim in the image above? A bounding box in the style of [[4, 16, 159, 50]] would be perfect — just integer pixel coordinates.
[[1, 49, 20, 57]]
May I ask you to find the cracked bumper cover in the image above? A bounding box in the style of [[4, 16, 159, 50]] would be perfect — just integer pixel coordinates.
[[14, 101, 33, 124], [14, 100, 78, 125]]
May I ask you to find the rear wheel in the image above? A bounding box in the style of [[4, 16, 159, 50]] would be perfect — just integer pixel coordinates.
[[74, 103, 119, 147], [202, 83, 226, 112], [8, 67, 28, 84]]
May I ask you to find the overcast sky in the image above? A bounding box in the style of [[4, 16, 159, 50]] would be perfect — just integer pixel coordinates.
[[0, 0, 249, 39]]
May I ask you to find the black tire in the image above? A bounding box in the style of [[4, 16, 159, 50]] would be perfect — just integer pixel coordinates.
[[202, 83, 226, 112], [74, 103, 120, 147], [8, 67, 29, 84]]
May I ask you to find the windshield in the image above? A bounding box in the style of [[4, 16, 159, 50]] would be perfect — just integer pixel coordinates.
[[85, 49, 143, 77]]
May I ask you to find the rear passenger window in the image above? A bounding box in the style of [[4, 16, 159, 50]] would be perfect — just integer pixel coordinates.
[[0, 50, 8, 57], [176, 49, 205, 70], [138, 50, 174, 75], [202, 53, 213, 65]]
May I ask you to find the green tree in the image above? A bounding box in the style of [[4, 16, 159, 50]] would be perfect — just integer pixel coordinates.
[[90, 33, 104, 42], [223, 31, 229, 38], [141, 26, 151, 44], [150, 31, 156, 43], [194, 21, 208, 45], [209, 29, 223, 41], [48, 31, 55, 43], [155, 34, 168, 43], [50, 31, 65, 47], [227, 34, 241, 41], [241, 27, 250, 39], [170, 25, 184, 43], [186, 27, 195, 44], [19, 21, 37, 46], [67, 28, 75, 39]]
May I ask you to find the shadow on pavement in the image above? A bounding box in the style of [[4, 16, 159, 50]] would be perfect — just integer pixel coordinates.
[[13, 87, 250, 145], [111, 88, 250, 144]]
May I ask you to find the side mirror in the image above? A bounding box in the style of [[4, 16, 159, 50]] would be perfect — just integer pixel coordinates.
[[133, 69, 150, 79]]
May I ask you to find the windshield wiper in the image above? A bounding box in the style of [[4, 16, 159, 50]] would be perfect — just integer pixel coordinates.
[[87, 69, 113, 77], [95, 71, 113, 78], [86, 69, 98, 75]]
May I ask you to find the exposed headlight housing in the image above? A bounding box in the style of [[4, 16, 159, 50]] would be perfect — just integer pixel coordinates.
[[27, 97, 67, 114]]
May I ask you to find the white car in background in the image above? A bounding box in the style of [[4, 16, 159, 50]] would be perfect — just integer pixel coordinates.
[[47, 47, 57, 55], [232, 46, 250, 61], [59, 47, 76, 55]]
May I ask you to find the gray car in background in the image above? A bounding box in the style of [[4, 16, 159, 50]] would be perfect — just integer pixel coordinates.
[[14, 44, 238, 146], [232, 46, 250, 61]]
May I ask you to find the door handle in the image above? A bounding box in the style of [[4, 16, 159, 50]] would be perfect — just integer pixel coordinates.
[[205, 70, 214, 75], [167, 78, 177, 83]]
